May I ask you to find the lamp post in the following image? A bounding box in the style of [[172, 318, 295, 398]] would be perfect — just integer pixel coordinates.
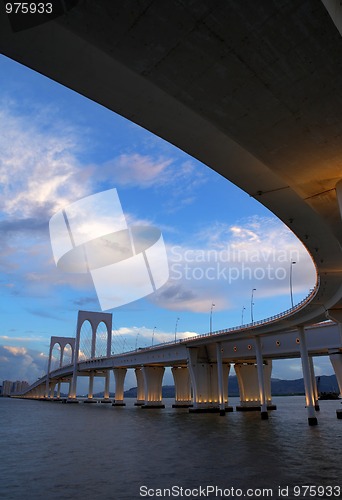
[[152, 326, 156, 347], [175, 317, 180, 342], [251, 288, 256, 324], [135, 332, 139, 350], [210, 303, 215, 333], [290, 261, 296, 308], [241, 306, 246, 325]]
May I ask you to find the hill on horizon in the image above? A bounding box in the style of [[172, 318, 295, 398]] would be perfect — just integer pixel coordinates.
[[90, 374, 339, 399]]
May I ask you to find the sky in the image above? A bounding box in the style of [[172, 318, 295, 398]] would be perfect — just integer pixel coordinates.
[[0, 54, 334, 393]]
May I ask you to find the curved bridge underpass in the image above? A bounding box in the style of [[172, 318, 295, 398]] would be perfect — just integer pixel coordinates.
[[1, 1, 342, 423]]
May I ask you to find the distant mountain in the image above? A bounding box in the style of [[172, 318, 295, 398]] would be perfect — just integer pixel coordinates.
[[271, 375, 339, 396], [90, 374, 339, 399]]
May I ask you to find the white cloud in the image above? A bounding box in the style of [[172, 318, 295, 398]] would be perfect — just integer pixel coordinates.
[[151, 216, 317, 313], [111, 325, 198, 352], [0, 106, 91, 219], [99, 153, 172, 187], [0, 104, 207, 304], [0, 345, 48, 384]]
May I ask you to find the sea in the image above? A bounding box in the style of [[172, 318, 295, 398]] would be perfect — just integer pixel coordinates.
[[1, 396, 341, 500]]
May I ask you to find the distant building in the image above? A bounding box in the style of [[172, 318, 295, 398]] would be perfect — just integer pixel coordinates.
[[1, 380, 29, 396], [13, 381, 29, 394], [2, 380, 13, 396]]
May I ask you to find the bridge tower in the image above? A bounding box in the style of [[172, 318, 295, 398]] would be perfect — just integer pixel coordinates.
[[68, 310, 112, 401], [45, 336, 75, 399]]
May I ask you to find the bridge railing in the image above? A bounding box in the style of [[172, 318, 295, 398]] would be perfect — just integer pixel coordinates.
[[134, 275, 321, 351], [181, 277, 320, 343], [20, 275, 321, 394]]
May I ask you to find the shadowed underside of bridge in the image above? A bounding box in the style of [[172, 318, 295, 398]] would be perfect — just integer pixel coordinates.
[[1, 0, 342, 331]]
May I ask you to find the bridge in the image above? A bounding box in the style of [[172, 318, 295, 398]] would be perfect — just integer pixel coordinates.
[[1, 1, 342, 425], [17, 309, 342, 424]]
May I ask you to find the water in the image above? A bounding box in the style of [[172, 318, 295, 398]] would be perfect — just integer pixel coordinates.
[[1, 396, 341, 500]]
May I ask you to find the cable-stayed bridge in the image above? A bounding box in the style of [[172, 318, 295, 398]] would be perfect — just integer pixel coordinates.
[[17, 309, 342, 425]]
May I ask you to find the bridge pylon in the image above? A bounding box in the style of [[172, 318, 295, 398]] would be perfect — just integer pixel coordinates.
[[45, 336, 75, 399], [187, 346, 232, 413], [68, 310, 112, 401]]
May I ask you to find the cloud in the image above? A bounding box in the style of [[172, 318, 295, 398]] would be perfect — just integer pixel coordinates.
[[150, 216, 317, 313], [152, 282, 229, 313], [0, 103, 206, 306], [111, 325, 198, 353], [99, 154, 173, 187], [0, 345, 48, 384], [0, 335, 46, 343], [0, 106, 92, 220]]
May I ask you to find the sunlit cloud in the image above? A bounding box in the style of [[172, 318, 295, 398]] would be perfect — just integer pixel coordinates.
[[0, 345, 48, 383], [0, 106, 92, 219], [111, 325, 198, 352], [150, 216, 316, 314]]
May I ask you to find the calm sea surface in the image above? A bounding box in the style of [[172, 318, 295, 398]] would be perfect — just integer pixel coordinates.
[[1, 396, 341, 500]]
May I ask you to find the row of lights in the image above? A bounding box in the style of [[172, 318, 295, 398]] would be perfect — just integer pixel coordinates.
[[241, 262, 297, 326], [145, 261, 298, 348], [232, 338, 300, 352]]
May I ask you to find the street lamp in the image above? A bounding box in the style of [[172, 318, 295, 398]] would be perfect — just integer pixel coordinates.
[[152, 326, 156, 346], [135, 332, 139, 350], [251, 288, 256, 324], [175, 317, 180, 342], [241, 306, 246, 325], [210, 303, 215, 333], [290, 261, 296, 308]]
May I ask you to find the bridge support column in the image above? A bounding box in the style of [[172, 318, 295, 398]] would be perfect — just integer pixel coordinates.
[[67, 380, 73, 399], [329, 352, 342, 396], [56, 381, 61, 399], [112, 368, 127, 406], [84, 372, 97, 403], [171, 366, 192, 408], [38, 385, 45, 399], [141, 366, 165, 408], [331, 352, 342, 420], [134, 368, 145, 406], [188, 347, 230, 413], [49, 381, 58, 400], [255, 337, 268, 420], [235, 361, 273, 412], [47, 383, 52, 399], [298, 326, 318, 425], [69, 335, 80, 401], [101, 372, 112, 403], [216, 343, 233, 415], [308, 356, 320, 411]]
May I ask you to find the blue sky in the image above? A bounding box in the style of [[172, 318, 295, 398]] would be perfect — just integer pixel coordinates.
[[0, 54, 334, 391]]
